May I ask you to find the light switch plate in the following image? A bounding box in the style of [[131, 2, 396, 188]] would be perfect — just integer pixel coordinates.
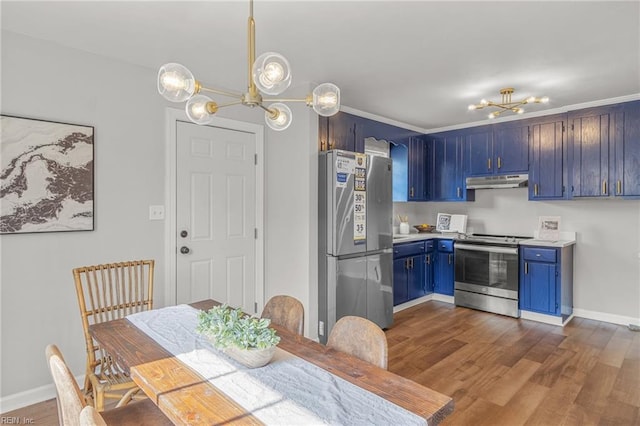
[[149, 205, 165, 220]]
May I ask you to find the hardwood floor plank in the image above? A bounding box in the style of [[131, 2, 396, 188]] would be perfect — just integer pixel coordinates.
[[488, 381, 549, 426], [609, 358, 640, 407], [598, 335, 633, 368], [524, 375, 582, 426], [599, 398, 639, 426], [480, 358, 541, 406], [573, 361, 619, 415]]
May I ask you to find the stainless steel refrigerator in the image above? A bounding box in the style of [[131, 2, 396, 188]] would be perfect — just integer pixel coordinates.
[[318, 150, 393, 344]]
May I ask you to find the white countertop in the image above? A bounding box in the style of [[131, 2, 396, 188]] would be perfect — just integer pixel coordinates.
[[392, 232, 456, 243], [393, 231, 577, 247], [519, 239, 576, 248]]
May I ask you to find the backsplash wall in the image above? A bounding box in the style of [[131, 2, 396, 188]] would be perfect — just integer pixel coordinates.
[[394, 188, 640, 321]]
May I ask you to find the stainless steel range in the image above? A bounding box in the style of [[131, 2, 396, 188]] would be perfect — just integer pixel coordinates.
[[454, 233, 531, 317]]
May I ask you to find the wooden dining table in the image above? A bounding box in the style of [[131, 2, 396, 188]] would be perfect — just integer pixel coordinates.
[[89, 299, 454, 425]]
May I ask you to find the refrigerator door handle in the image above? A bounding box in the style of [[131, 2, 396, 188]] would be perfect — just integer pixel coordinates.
[[374, 265, 380, 282]]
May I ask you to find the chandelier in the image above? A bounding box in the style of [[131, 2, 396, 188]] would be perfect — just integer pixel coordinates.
[[468, 88, 549, 119], [157, 0, 340, 131]]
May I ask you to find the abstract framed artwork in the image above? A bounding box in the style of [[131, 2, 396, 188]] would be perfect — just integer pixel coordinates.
[[0, 115, 94, 234]]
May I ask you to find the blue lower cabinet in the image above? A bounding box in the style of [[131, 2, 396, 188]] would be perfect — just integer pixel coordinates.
[[434, 240, 455, 296], [393, 257, 409, 305], [393, 241, 428, 305], [407, 255, 426, 300], [520, 245, 573, 319]]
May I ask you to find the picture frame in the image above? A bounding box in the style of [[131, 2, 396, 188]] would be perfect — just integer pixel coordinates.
[[1, 115, 94, 234]]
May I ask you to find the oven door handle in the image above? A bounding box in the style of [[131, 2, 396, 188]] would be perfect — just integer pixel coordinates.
[[455, 243, 518, 255]]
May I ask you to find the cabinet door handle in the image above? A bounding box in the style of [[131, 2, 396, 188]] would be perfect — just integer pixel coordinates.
[[457, 187, 461, 198], [425, 254, 431, 265], [410, 258, 414, 269], [448, 254, 452, 265], [404, 259, 409, 269], [617, 180, 622, 195], [410, 187, 415, 197], [525, 262, 528, 274], [534, 183, 539, 196], [487, 158, 491, 170], [602, 180, 607, 195], [497, 157, 502, 169]]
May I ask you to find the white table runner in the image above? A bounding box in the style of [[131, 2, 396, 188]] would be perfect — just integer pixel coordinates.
[[127, 305, 427, 426]]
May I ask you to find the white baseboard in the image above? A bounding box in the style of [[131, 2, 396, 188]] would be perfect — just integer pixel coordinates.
[[0, 383, 56, 414], [521, 310, 573, 326], [0, 374, 84, 414], [431, 293, 454, 304], [573, 308, 640, 327], [393, 294, 433, 313]]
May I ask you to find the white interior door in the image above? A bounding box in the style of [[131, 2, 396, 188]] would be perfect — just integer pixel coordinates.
[[176, 121, 257, 314]]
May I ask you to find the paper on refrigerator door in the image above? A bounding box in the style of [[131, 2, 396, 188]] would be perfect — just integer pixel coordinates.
[[353, 153, 367, 243]]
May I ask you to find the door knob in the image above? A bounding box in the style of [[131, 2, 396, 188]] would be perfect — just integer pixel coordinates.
[[180, 246, 190, 254], [180, 230, 188, 238]]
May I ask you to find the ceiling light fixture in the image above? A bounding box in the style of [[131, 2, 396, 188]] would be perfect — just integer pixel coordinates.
[[468, 88, 549, 119], [157, 0, 340, 131]]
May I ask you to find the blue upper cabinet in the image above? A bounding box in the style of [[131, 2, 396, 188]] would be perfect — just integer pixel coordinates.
[[463, 123, 528, 177], [569, 100, 640, 199], [431, 131, 474, 202], [613, 101, 640, 197], [408, 136, 429, 201], [528, 115, 567, 200], [326, 112, 369, 153], [464, 128, 493, 176], [492, 122, 529, 174], [569, 106, 612, 197]]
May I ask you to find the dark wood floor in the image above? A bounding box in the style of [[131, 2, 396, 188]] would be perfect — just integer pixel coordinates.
[[4, 301, 639, 425]]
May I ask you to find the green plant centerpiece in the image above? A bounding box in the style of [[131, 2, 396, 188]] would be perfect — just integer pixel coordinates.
[[196, 304, 280, 368]]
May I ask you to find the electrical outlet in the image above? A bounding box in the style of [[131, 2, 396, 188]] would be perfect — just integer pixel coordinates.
[[318, 321, 325, 336], [149, 205, 165, 220]]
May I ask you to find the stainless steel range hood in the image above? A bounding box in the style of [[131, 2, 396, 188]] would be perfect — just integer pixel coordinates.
[[465, 174, 528, 189]]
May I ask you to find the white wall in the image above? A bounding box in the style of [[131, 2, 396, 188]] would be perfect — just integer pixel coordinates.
[[395, 188, 640, 320], [0, 31, 319, 408]]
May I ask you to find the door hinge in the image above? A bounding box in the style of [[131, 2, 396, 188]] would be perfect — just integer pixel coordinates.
[[254, 153, 258, 165], [562, 124, 565, 132], [255, 302, 258, 314], [571, 124, 574, 131], [254, 228, 258, 239]]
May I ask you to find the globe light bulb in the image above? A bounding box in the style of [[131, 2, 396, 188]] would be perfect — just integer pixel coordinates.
[[253, 52, 291, 95], [265, 103, 292, 131], [468, 104, 477, 110], [157, 63, 196, 102], [540, 96, 550, 103], [312, 83, 340, 117], [480, 99, 488, 106], [186, 95, 216, 125], [488, 112, 496, 119], [526, 96, 536, 103], [517, 108, 525, 114]]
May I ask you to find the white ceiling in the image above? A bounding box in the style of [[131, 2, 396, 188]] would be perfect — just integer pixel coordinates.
[[2, 1, 639, 130]]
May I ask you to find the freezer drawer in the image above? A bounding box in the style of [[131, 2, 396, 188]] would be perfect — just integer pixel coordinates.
[[318, 251, 393, 344]]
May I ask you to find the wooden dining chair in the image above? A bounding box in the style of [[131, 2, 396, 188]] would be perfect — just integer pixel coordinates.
[[326, 316, 388, 370], [46, 344, 172, 426], [73, 260, 155, 411], [261, 295, 305, 335]]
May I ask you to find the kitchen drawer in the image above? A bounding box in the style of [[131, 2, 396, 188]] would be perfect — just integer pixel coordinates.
[[425, 240, 434, 251], [522, 247, 557, 263], [393, 241, 425, 258], [437, 239, 454, 252]]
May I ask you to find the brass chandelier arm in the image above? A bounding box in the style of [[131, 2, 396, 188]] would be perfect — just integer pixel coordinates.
[[258, 103, 277, 117]]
